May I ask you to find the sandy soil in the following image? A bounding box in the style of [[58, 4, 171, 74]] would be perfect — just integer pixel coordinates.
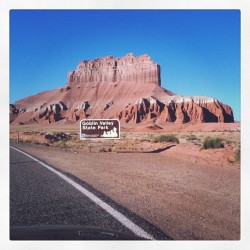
[[10, 139, 240, 240]]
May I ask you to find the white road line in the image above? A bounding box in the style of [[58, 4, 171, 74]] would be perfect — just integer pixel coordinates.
[[10, 146, 154, 240]]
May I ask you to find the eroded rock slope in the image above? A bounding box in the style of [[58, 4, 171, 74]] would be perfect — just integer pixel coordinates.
[[10, 53, 234, 126]]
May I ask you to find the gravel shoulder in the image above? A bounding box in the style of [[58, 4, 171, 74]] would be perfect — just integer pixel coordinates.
[[10, 141, 240, 240]]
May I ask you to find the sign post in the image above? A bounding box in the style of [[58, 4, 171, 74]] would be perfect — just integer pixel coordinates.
[[80, 119, 120, 140]]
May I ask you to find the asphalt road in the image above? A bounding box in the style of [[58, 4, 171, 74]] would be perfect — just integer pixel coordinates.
[[10, 147, 169, 240]]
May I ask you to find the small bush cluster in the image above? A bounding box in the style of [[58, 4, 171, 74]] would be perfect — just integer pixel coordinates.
[[99, 148, 112, 153], [139, 138, 151, 143], [44, 132, 71, 143], [186, 134, 198, 141], [57, 140, 68, 149], [153, 134, 179, 143], [202, 137, 224, 149], [235, 148, 240, 161]]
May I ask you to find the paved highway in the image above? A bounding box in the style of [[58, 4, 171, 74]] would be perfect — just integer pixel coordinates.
[[10, 146, 169, 240]]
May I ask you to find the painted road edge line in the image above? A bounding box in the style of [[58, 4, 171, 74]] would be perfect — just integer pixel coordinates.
[[10, 146, 154, 240]]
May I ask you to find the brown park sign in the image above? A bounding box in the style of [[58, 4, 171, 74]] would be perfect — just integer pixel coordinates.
[[80, 119, 120, 140]]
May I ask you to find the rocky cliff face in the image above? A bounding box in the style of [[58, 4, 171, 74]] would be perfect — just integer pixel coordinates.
[[118, 96, 234, 125], [68, 53, 160, 86], [10, 53, 234, 126]]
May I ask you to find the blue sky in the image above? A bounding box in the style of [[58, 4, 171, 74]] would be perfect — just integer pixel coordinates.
[[10, 10, 240, 121]]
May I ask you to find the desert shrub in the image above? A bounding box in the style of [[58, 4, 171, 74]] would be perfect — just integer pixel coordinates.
[[99, 147, 112, 153], [57, 140, 68, 149], [140, 138, 151, 142], [186, 134, 198, 141], [153, 134, 179, 143], [235, 148, 240, 161], [71, 135, 80, 142], [99, 148, 107, 152], [121, 132, 127, 138], [202, 137, 224, 149], [45, 132, 71, 143]]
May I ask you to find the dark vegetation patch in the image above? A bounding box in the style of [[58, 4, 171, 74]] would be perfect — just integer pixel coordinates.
[[202, 137, 224, 149], [153, 134, 179, 144]]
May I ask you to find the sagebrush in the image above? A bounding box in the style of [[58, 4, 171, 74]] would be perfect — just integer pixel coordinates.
[[202, 137, 224, 149], [153, 134, 179, 143], [235, 148, 240, 161]]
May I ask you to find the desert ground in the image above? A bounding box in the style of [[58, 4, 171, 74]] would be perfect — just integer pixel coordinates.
[[10, 122, 240, 240]]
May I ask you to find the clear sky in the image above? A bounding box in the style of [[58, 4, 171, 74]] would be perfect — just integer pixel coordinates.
[[10, 10, 240, 121]]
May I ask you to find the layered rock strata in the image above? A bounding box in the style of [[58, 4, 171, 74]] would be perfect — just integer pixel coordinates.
[[10, 53, 234, 125], [118, 96, 234, 124], [68, 53, 160, 86]]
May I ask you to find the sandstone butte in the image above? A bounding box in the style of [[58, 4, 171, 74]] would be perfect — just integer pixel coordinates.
[[10, 53, 234, 127]]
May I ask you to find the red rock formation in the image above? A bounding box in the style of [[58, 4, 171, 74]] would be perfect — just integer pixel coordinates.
[[10, 53, 234, 126], [118, 97, 164, 123], [68, 53, 160, 86], [118, 96, 234, 125]]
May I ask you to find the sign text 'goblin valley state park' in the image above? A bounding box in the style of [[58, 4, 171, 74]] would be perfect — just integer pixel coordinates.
[[80, 119, 120, 140]]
